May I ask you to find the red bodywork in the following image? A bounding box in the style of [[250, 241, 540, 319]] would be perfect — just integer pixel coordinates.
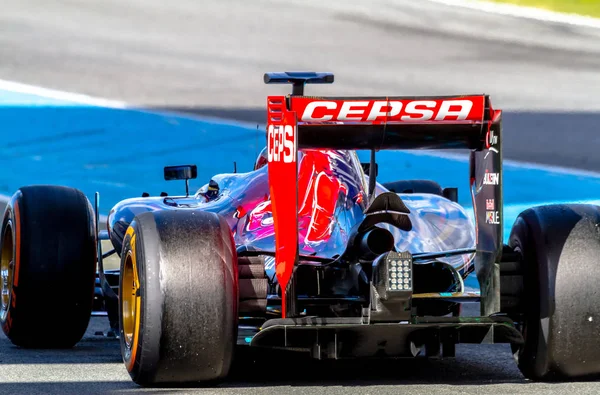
[[266, 98, 298, 317]]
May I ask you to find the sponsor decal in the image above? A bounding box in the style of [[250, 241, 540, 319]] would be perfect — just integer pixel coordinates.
[[267, 124, 296, 163], [486, 199, 494, 210], [293, 97, 484, 123], [486, 129, 498, 148], [483, 171, 499, 185], [486, 211, 500, 225]]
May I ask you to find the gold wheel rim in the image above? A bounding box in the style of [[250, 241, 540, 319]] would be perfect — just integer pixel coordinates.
[[1, 223, 14, 321], [122, 250, 139, 349]]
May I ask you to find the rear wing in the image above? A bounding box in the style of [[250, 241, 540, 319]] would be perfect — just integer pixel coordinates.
[[289, 95, 489, 150], [265, 72, 503, 317]]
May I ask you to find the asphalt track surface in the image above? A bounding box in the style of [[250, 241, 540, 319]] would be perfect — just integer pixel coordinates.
[[1, 0, 600, 393]]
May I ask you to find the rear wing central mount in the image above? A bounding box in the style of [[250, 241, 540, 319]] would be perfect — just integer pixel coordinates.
[[264, 72, 334, 95]]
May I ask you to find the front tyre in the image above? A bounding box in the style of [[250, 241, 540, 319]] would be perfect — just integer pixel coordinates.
[[119, 210, 238, 386]]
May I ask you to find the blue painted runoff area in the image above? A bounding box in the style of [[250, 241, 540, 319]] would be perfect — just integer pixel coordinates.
[[3, 88, 600, 242]]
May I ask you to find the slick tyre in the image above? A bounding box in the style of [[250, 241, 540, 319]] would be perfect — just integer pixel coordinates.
[[383, 180, 443, 195], [0, 186, 97, 348], [509, 204, 600, 381], [119, 210, 238, 386]]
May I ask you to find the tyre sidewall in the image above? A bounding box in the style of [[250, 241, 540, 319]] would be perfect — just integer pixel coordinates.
[[509, 212, 548, 379], [119, 213, 162, 385]]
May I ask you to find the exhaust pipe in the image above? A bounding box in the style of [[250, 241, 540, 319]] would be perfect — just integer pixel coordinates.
[[358, 227, 395, 260]]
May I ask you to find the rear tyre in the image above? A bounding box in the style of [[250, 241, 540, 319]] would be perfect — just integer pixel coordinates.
[[382, 180, 443, 195], [119, 210, 238, 386], [509, 204, 600, 381], [0, 185, 96, 348]]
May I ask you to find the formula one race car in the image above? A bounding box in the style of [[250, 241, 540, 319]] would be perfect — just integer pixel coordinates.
[[3, 72, 600, 385]]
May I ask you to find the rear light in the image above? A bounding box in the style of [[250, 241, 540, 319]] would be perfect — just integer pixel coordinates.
[[388, 256, 412, 292], [371, 251, 413, 322]]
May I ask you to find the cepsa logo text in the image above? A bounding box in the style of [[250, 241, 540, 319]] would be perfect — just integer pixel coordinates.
[[267, 124, 296, 163], [292, 97, 484, 123]]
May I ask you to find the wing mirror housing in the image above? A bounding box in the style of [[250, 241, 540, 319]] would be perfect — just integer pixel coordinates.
[[164, 165, 197, 196]]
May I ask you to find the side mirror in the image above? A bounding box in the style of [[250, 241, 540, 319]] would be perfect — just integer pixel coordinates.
[[164, 165, 197, 181], [443, 187, 458, 203], [164, 165, 197, 196]]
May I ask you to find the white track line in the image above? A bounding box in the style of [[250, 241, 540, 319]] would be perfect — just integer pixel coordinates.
[[426, 0, 600, 29], [0, 78, 266, 129], [0, 79, 128, 108]]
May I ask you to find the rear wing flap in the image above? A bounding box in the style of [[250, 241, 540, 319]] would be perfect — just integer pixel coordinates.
[[287, 95, 492, 150]]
